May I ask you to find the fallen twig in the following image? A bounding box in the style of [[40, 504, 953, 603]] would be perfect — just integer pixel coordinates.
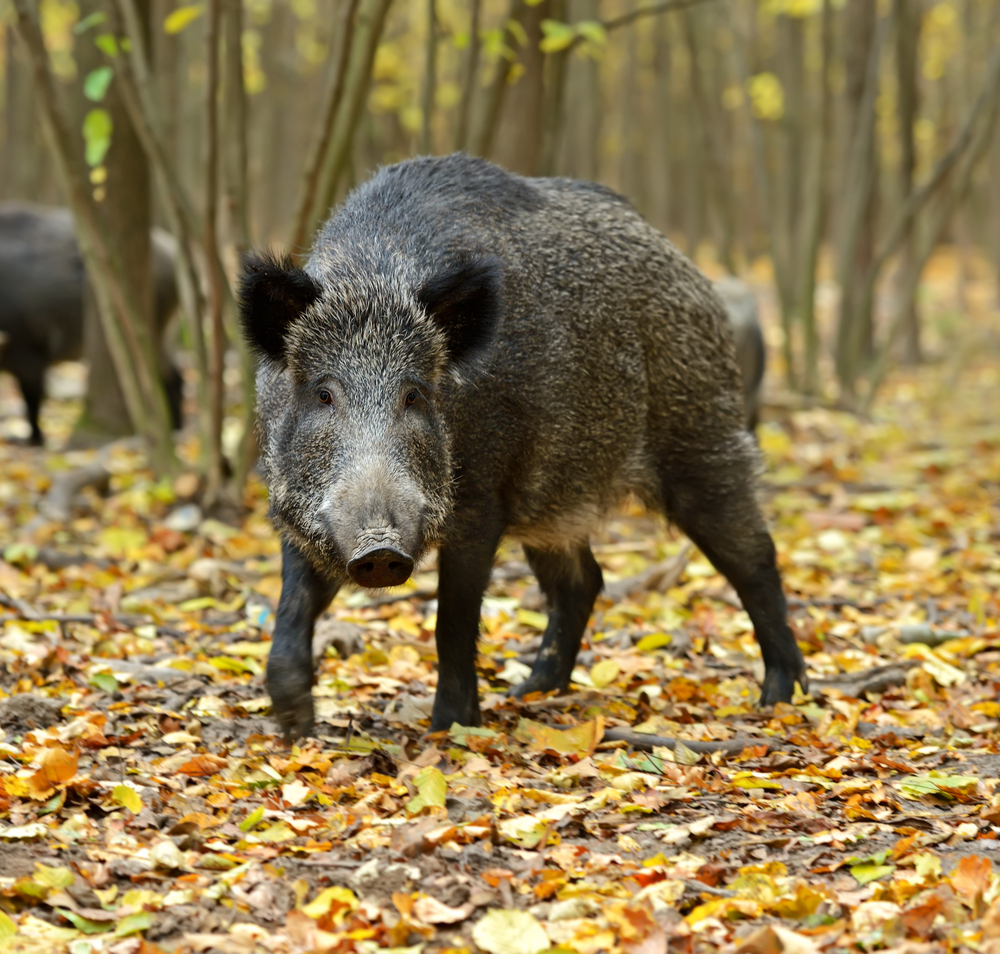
[[810, 661, 919, 698], [0, 595, 151, 628], [601, 728, 769, 755], [602, 543, 693, 603]]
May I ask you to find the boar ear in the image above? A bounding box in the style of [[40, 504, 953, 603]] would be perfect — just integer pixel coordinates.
[[239, 252, 322, 362], [417, 255, 501, 364]]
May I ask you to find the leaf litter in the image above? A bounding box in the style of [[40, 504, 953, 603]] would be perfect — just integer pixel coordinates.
[[0, 265, 997, 952]]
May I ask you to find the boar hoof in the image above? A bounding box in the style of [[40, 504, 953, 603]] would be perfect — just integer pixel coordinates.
[[347, 547, 414, 589], [508, 670, 567, 700], [268, 682, 316, 740], [758, 665, 808, 707]]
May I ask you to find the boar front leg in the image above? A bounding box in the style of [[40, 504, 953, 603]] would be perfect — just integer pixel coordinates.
[[510, 545, 604, 699], [431, 521, 504, 732], [268, 538, 341, 740]]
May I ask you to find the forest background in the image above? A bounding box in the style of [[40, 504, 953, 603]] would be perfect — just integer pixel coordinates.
[[3, 0, 1000, 498]]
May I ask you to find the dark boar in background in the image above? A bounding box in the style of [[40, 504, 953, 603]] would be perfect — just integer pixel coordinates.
[[714, 276, 766, 431], [240, 154, 807, 739], [0, 203, 182, 445]]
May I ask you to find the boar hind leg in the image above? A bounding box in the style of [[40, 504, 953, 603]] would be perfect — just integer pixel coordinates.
[[511, 545, 603, 700], [17, 370, 45, 446], [268, 539, 341, 740], [661, 450, 807, 706], [431, 524, 504, 732]]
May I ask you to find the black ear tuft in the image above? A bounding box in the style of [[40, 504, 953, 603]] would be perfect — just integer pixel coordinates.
[[239, 251, 322, 362], [416, 255, 501, 364]]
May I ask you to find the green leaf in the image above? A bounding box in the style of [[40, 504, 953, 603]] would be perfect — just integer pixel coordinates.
[[82, 108, 113, 167], [898, 774, 979, 800], [239, 805, 265, 832], [34, 864, 74, 890], [405, 765, 447, 815], [90, 671, 119, 694], [74, 11, 108, 34], [209, 655, 259, 675], [114, 912, 155, 937], [850, 863, 895, 886], [575, 20, 607, 45], [57, 910, 112, 934], [539, 19, 575, 53], [3, 542, 37, 566], [164, 4, 204, 34], [112, 784, 143, 814], [94, 33, 118, 57], [83, 67, 114, 102], [506, 18, 528, 47], [0, 910, 15, 939], [449, 724, 498, 747]]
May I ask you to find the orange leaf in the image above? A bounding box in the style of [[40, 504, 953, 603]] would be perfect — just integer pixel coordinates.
[[392, 891, 415, 918], [38, 746, 78, 785], [177, 755, 228, 777], [513, 716, 604, 756], [950, 855, 992, 910]]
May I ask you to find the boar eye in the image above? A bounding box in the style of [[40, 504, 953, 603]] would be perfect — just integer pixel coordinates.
[[318, 389, 334, 406], [404, 390, 418, 407]]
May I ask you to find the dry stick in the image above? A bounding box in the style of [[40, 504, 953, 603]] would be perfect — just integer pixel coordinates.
[[810, 662, 918, 698], [288, 0, 360, 254], [601, 729, 767, 756], [453, 0, 482, 152], [11, 1, 176, 473], [602, 543, 693, 603], [204, 0, 228, 506]]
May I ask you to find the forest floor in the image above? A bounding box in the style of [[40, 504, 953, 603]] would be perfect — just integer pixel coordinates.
[[0, 255, 998, 953]]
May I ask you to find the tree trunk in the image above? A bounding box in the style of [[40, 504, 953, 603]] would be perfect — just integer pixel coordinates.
[[834, 0, 883, 399], [453, 0, 482, 152], [492, 1, 548, 176], [3, 26, 48, 200], [682, 6, 736, 271], [894, 0, 922, 365], [74, 0, 155, 446], [419, 0, 436, 154]]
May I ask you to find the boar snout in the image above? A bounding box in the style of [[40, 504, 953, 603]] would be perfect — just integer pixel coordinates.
[[347, 546, 414, 588]]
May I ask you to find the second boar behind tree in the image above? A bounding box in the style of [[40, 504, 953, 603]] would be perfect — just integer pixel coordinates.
[[240, 154, 807, 739], [714, 277, 766, 432]]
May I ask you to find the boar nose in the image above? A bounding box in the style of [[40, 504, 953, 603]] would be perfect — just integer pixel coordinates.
[[347, 547, 414, 588]]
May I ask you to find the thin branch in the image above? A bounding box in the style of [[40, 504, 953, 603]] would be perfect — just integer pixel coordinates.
[[288, 0, 360, 253], [453, 0, 481, 152], [419, 0, 436, 154], [562, 0, 717, 56], [204, 0, 227, 503]]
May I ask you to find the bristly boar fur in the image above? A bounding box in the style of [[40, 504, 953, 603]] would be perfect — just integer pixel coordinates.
[[240, 154, 807, 739]]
